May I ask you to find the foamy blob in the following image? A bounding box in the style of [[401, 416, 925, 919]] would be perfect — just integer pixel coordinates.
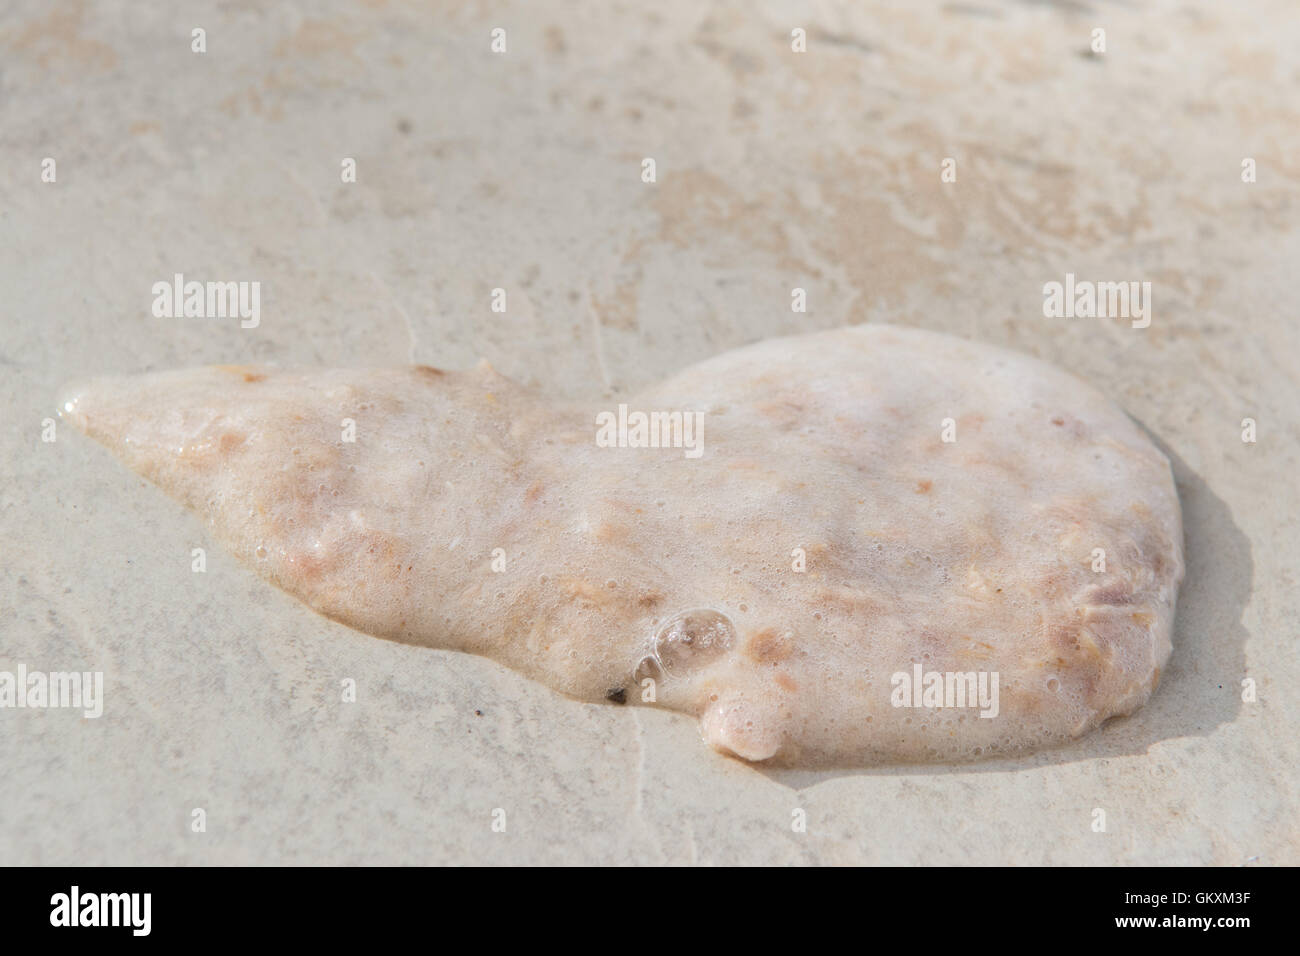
[[59, 326, 1183, 766]]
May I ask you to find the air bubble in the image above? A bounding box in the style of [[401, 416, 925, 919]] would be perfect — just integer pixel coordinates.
[[649, 609, 735, 676]]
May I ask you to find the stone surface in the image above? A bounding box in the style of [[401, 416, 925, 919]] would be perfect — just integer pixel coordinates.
[[0, 0, 1295, 864]]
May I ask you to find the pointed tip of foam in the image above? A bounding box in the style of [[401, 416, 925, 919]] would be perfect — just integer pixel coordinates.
[[56, 371, 175, 452], [57, 378, 99, 432]]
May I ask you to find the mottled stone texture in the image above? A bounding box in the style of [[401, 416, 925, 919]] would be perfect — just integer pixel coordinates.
[[0, 0, 1295, 863]]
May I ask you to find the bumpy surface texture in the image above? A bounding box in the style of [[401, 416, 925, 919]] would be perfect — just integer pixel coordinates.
[[61, 324, 1183, 766]]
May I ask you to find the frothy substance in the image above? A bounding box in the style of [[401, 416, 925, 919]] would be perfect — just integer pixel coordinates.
[[59, 325, 1184, 766]]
